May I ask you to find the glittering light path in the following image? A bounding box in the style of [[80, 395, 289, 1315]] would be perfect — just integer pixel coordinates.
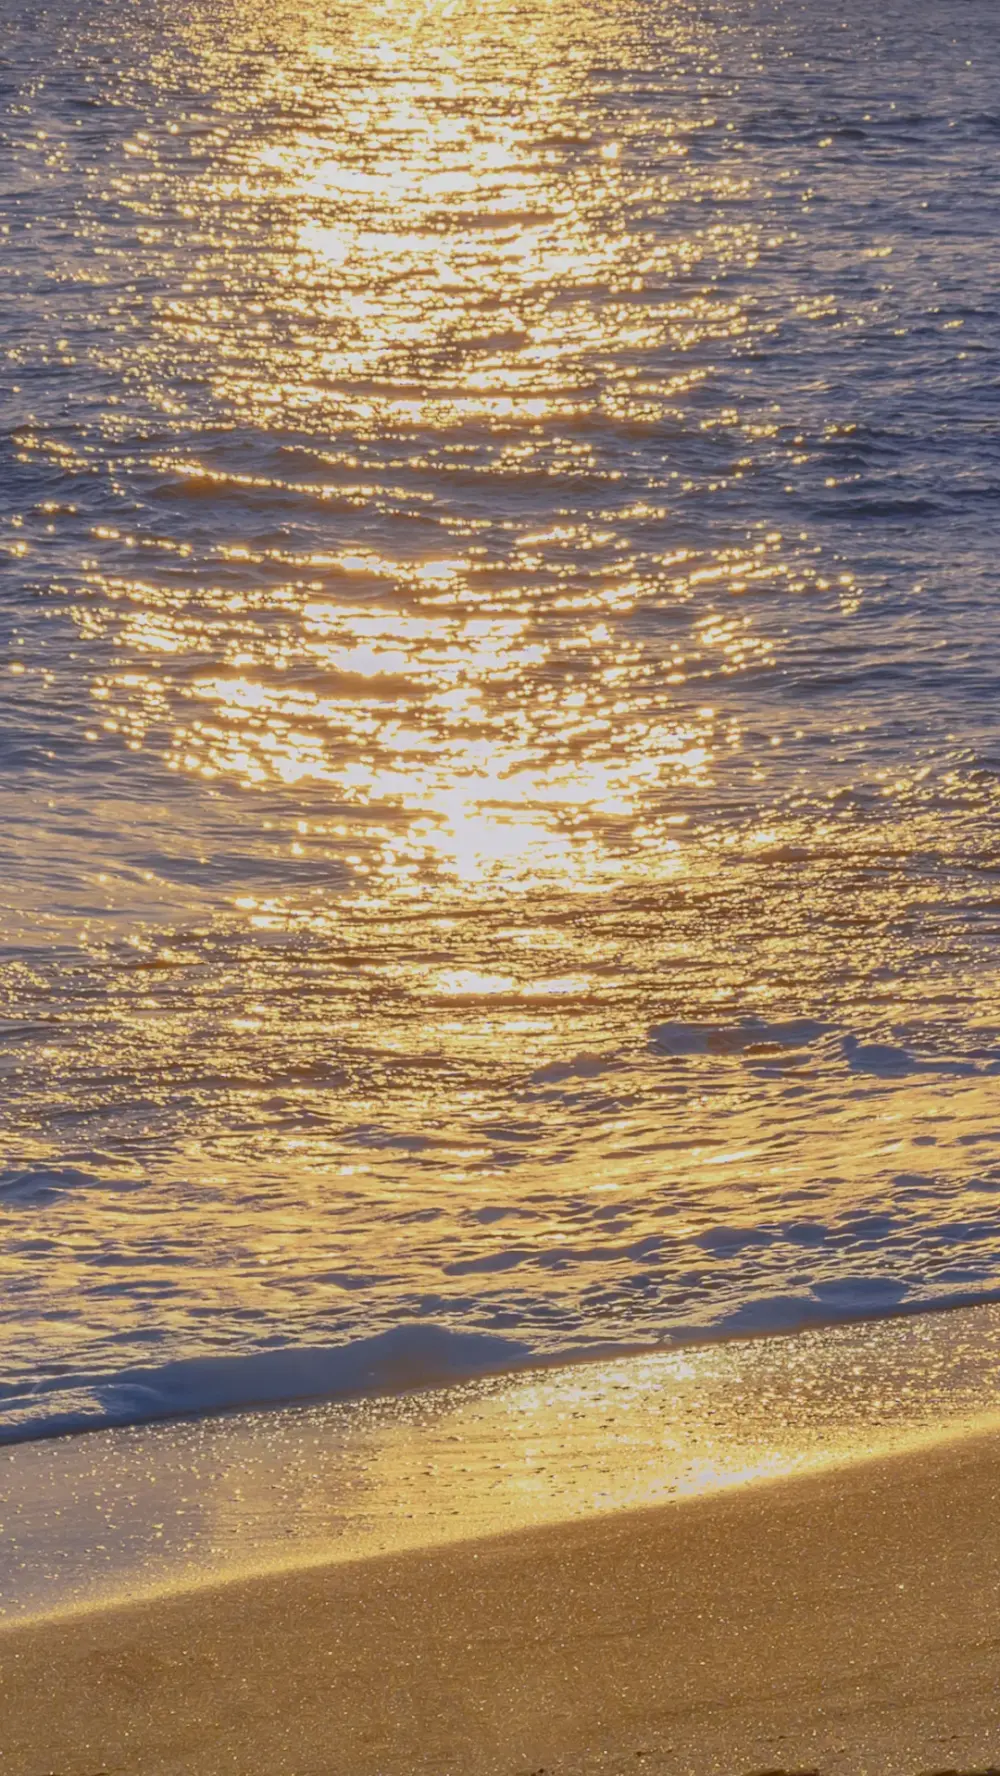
[[3, 0, 1000, 1436]]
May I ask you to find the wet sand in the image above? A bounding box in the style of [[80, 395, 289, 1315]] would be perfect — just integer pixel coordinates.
[[2, 1424, 1000, 1775]]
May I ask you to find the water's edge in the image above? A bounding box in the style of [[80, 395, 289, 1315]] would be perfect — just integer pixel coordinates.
[[5, 1298, 1000, 1626], [6, 1286, 1000, 1451]]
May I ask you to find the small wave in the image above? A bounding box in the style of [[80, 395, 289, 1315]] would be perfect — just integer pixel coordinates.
[[530, 1052, 614, 1083], [647, 1022, 989, 1077], [649, 1018, 827, 1056], [0, 1167, 137, 1206], [0, 1325, 533, 1445], [841, 1036, 979, 1078]]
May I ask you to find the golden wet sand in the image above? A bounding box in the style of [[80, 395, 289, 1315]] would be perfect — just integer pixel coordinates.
[[3, 1422, 1000, 1775]]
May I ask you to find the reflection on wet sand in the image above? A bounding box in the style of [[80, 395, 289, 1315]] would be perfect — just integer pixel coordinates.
[[4, 1300, 1000, 1623]]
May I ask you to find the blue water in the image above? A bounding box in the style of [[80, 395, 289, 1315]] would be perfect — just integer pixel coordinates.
[[3, 0, 1000, 1439]]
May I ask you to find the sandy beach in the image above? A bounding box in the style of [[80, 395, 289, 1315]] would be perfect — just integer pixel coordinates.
[[2, 1422, 1000, 1776], [5, 0, 1000, 1769]]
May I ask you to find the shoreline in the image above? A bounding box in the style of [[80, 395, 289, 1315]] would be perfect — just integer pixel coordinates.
[[4, 1423, 1000, 1773], [6, 1299, 1000, 1628], [10, 1284, 1000, 1453]]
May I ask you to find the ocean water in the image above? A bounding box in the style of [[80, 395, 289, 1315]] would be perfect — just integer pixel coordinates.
[[3, 0, 1000, 1440]]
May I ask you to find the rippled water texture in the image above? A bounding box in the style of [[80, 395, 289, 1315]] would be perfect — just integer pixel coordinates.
[[3, 0, 1000, 1434]]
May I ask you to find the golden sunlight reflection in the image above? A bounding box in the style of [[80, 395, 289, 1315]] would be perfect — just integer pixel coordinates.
[[70, 0, 785, 899], [8, 0, 1000, 1427], [92, 577, 719, 893]]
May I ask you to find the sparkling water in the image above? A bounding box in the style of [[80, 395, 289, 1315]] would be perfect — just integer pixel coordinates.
[[2, 0, 1000, 1436]]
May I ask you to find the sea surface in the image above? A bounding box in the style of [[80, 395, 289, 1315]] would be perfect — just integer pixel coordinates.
[[2, 0, 1000, 1441]]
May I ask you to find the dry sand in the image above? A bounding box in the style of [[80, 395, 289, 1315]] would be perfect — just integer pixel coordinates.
[[2, 1424, 1000, 1775]]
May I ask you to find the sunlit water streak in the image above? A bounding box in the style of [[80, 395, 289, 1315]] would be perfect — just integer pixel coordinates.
[[2, 0, 1000, 1437]]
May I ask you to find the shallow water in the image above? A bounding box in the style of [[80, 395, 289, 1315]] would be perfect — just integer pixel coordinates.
[[3, 0, 1000, 1437], [5, 1302, 1000, 1622]]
